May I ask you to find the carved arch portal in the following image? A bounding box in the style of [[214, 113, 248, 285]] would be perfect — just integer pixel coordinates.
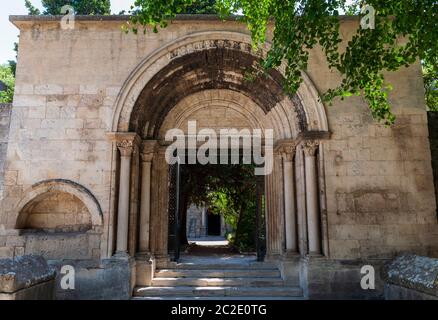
[[109, 31, 330, 264]]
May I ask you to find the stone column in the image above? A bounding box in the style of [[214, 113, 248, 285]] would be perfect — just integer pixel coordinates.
[[265, 152, 284, 259], [282, 150, 298, 255], [303, 141, 321, 255], [116, 140, 134, 256], [138, 141, 157, 255], [201, 207, 207, 236], [136, 141, 158, 286]]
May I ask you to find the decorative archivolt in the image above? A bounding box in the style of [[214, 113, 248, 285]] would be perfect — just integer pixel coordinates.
[[111, 31, 329, 137]]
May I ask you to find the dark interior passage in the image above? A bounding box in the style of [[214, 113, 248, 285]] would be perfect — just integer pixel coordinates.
[[207, 211, 221, 236]]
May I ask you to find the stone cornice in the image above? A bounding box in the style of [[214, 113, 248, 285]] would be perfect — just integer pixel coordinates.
[[296, 131, 331, 143], [10, 14, 360, 29]]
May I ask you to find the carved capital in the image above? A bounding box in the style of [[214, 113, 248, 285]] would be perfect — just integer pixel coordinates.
[[140, 153, 154, 163], [302, 141, 319, 157], [141, 140, 158, 162], [117, 140, 134, 158], [274, 139, 297, 161]]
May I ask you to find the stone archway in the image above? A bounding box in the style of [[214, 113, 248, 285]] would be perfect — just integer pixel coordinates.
[[108, 31, 330, 284], [111, 31, 328, 135], [14, 179, 104, 229]]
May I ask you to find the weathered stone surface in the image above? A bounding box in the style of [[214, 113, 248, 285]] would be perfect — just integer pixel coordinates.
[[23, 232, 99, 260], [301, 257, 385, 300], [385, 283, 438, 300], [0, 103, 12, 200], [48, 258, 134, 300], [0, 15, 436, 300], [383, 254, 438, 297], [0, 255, 55, 293]]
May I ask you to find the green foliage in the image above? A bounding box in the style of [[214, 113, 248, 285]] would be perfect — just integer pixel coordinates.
[[424, 55, 438, 111], [25, 0, 41, 15], [129, 0, 438, 125], [25, 0, 111, 15], [185, 0, 218, 14], [127, 0, 223, 33], [208, 187, 257, 252], [0, 65, 15, 103], [181, 163, 257, 251], [8, 43, 18, 77]]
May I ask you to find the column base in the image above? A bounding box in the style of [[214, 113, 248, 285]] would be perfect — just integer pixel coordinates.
[[113, 251, 130, 260], [282, 250, 301, 260], [264, 253, 282, 263], [135, 253, 156, 287], [135, 252, 153, 261], [305, 252, 325, 260], [154, 253, 171, 268]]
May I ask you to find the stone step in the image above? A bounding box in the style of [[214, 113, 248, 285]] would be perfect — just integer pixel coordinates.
[[173, 262, 279, 270], [151, 277, 285, 287], [156, 269, 281, 278], [133, 296, 305, 301], [134, 286, 303, 298]]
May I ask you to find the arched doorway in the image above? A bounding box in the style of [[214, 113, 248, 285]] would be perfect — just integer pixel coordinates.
[[207, 210, 221, 236], [108, 32, 330, 284]]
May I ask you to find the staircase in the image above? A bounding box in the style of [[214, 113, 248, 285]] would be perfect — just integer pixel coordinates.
[[133, 258, 304, 300]]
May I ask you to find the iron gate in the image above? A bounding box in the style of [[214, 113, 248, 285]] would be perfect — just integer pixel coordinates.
[[167, 160, 182, 262], [256, 175, 266, 261]]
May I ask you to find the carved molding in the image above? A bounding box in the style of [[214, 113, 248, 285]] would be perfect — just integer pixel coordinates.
[[274, 140, 297, 161], [117, 140, 134, 157], [141, 140, 158, 162], [302, 140, 320, 157]]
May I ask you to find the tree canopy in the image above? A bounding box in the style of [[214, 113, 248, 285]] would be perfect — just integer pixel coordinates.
[[25, 0, 111, 15], [179, 163, 257, 249], [128, 0, 438, 123], [0, 65, 15, 103]]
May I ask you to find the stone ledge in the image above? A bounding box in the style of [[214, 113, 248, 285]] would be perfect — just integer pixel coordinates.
[[9, 14, 359, 23], [0, 255, 56, 294], [382, 255, 438, 297]]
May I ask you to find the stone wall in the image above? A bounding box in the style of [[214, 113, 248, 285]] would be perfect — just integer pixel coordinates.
[[23, 191, 92, 232], [187, 205, 205, 238], [1, 16, 437, 299], [0, 103, 12, 200], [0, 229, 101, 260], [428, 112, 438, 217], [302, 258, 385, 300], [49, 258, 134, 300]]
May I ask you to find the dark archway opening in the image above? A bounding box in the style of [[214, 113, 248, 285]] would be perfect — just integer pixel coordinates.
[[128, 44, 308, 139], [167, 151, 266, 261], [207, 210, 221, 236]]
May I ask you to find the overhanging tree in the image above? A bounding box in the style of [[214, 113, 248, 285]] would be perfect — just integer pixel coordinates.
[[128, 0, 438, 123], [25, 0, 111, 15]]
